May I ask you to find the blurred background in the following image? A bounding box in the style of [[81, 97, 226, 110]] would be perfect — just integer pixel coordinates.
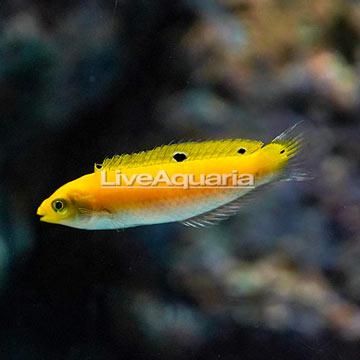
[[0, 0, 360, 359]]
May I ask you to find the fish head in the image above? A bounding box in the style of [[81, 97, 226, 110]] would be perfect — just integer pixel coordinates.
[[37, 176, 96, 229]]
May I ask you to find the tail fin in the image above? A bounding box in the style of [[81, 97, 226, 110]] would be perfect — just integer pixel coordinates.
[[272, 121, 311, 181]]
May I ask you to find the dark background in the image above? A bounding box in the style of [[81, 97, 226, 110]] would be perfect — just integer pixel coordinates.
[[1, 0, 360, 359]]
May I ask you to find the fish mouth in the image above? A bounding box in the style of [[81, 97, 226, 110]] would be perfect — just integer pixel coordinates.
[[37, 213, 50, 223], [37, 206, 46, 220], [38, 215, 46, 222]]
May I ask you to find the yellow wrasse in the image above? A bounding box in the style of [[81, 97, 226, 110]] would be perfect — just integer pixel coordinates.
[[37, 123, 307, 230]]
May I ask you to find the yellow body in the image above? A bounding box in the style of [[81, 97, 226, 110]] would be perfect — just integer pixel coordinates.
[[37, 124, 304, 229]]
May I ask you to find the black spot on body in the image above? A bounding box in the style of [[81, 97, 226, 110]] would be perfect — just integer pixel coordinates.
[[173, 152, 187, 162]]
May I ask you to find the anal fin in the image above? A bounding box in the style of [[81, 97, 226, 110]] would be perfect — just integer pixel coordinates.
[[180, 183, 272, 228]]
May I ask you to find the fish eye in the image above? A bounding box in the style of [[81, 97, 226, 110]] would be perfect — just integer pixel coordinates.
[[173, 152, 187, 162], [52, 199, 66, 213], [280, 149, 285, 154], [237, 148, 246, 154]]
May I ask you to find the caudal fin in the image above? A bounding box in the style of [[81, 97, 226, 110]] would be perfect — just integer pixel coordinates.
[[272, 121, 311, 181]]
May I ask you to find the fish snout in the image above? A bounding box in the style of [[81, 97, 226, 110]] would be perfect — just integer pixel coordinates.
[[37, 202, 47, 220]]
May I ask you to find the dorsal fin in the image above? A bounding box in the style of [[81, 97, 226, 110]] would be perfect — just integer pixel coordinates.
[[94, 139, 264, 172]]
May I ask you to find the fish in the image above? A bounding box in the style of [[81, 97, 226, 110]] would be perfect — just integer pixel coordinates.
[[37, 123, 307, 230]]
